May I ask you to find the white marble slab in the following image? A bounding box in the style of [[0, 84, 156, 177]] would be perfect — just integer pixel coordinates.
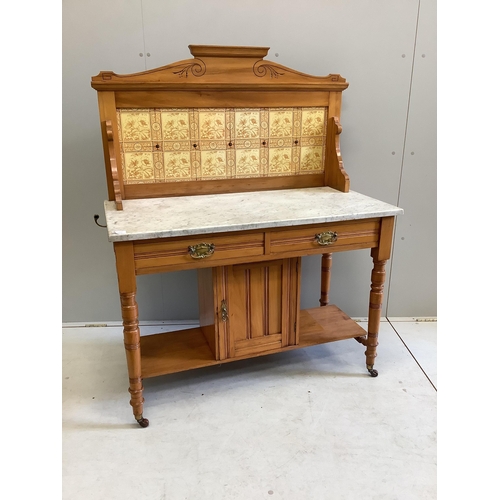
[[103, 187, 403, 242]]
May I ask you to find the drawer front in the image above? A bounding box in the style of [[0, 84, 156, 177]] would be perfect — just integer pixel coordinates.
[[134, 232, 264, 272], [269, 219, 380, 255]]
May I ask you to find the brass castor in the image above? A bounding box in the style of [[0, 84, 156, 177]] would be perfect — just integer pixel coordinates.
[[367, 365, 378, 377], [136, 416, 149, 428]]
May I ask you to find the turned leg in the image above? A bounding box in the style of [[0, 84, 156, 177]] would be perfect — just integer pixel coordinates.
[[319, 253, 332, 306], [365, 252, 387, 377], [120, 292, 148, 427], [115, 242, 148, 427], [362, 217, 395, 377]]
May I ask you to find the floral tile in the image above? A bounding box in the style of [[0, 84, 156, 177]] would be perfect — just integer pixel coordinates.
[[299, 146, 324, 172], [116, 107, 327, 184], [163, 151, 192, 180], [235, 149, 261, 177], [269, 109, 293, 138], [123, 152, 154, 182], [161, 111, 190, 141], [199, 111, 226, 141], [119, 111, 151, 141], [235, 110, 260, 139], [269, 148, 294, 175], [200, 150, 228, 179], [301, 108, 327, 136]]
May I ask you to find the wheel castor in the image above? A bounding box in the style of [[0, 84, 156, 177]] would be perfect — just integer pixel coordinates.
[[367, 366, 378, 377], [136, 416, 149, 428]]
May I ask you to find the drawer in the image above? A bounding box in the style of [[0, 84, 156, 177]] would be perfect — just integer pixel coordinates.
[[134, 232, 264, 272], [269, 219, 380, 255]]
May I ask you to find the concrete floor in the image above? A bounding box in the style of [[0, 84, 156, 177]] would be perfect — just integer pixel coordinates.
[[62, 319, 436, 500]]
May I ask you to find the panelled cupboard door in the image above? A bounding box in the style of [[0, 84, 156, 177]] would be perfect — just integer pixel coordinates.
[[221, 258, 300, 359]]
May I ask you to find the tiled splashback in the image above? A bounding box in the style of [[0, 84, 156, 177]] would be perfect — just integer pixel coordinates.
[[117, 107, 328, 184]]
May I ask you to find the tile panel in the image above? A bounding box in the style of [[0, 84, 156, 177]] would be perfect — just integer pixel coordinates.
[[117, 107, 328, 183]]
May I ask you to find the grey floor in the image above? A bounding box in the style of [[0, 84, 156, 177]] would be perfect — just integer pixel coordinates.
[[62, 319, 437, 500]]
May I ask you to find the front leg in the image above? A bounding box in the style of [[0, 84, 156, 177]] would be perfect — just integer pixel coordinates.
[[365, 253, 387, 377], [364, 217, 394, 376], [115, 242, 148, 427], [121, 291, 148, 427]]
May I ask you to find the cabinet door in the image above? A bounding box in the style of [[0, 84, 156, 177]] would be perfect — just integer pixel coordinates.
[[221, 258, 300, 359]]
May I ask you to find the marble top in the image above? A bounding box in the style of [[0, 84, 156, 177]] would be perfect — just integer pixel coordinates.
[[103, 187, 403, 242]]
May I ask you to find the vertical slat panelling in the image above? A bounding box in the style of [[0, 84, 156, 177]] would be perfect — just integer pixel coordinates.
[[268, 263, 282, 335], [228, 266, 249, 344], [249, 267, 265, 339]]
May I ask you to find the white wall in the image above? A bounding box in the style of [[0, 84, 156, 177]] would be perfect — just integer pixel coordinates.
[[62, 0, 436, 322]]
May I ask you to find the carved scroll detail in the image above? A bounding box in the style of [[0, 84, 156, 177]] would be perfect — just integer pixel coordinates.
[[253, 61, 285, 79], [171, 59, 206, 78], [105, 120, 123, 210]]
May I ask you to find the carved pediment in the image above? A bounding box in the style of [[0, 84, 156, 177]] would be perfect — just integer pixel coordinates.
[[91, 45, 348, 91]]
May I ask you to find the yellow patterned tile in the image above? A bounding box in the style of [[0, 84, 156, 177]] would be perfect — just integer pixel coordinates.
[[302, 137, 324, 147], [269, 148, 293, 174], [235, 138, 260, 150], [199, 140, 226, 151], [161, 111, 190, 140], [119, 111, 152, 141], [123, 152, 154, 181], [269, 138, 292, 148], [117, 106, 327, 184], [150, 110, 162, 141], [235, 149, 261, 177], [163, 151, 192, 180], [300, 146, 324, 172], [163, 141, 190, 152], [200, 150, 227, 178], [301, 108, 326, 136], [260, 109, 269, 137], [235, 110, 260, 139], [226, 150, 236, 177], [122, 142, 153, 153], [269, 110, 293, 138], [191, 151, 201, 180], [153, 152, 163, 180], [199, 111, 226, 140], [292, 109, 302, 137]]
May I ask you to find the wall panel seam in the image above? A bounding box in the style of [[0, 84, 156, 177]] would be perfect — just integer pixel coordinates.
[[140, 0, 147, 71], [386, 0, 421, 317]]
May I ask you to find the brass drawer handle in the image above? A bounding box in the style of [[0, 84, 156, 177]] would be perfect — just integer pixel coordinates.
[[315, 231, 338, 246], [188, 242, 215, 259], [221, 300, 228, 322]]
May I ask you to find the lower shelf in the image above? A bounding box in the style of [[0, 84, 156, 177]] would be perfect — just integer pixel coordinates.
[[140, 304, 367, 378]]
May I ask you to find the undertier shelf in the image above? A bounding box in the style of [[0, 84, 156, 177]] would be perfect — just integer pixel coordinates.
[[140, 304, 366, 378]]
